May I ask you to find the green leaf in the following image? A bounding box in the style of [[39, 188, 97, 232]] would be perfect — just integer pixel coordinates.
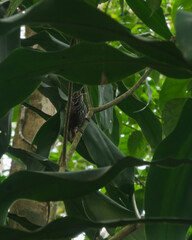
[[98, 84, 114, 133], [0, 0, 187, 69], [0, 156, 142, 224], [172, 0, 192, 23], [2, 216, 192, 240], [175, 10, 192, 63], [146, 0, 162, 15], [0, 217, 102, 239], [0, 0, 190, 77], [128, 131, 147, 158], [0, 156, 192, 224], [7, 146, 59, 171], [22, 102, 51, 121], [125, 226, 146, 240], [0, 43, 146, 118], [0, 1, 9, 18], [117, 82, 162, 149], [82, 120, 134, 196], [107, 108, 120, 146], [154, 98, 192, 159], [159, 78, 191, 111], [126, 0, 171, 39], [82, 191, 132, 221], [21, 31, 69, 51], [8, 213, 40, 231], [0, 17, 19, 157], [145, 98, 192, 240], [0, 111, 13, 158], [32, 111, 62, 157], [0, 0, 171, 40], [65, 197, 100, 239], [0, 30, 20, 61], [0, 0, 129, 39], [6, 0, 24, 17], [162, 98, 186, 137], [38, 75, 67, 111]]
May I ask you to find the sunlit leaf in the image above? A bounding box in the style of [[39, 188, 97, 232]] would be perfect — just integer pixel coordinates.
[[126, 0, 171, 39]]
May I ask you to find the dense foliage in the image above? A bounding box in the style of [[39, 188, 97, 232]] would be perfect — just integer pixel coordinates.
[[0, 0, 192, 239]]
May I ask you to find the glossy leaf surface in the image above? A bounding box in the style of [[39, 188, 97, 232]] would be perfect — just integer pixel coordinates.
[[145, 99, 192, 240]]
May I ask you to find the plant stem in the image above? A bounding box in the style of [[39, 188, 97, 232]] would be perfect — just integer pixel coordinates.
[[109, 224, 142, 240], [59, 82, 73, 171]]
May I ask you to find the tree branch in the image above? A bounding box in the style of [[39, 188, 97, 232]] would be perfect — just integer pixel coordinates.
[[109, 224, 142, 240], [92, 68, 152, 113]]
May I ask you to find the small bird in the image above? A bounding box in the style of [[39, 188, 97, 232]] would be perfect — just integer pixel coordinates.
[[68, 91, 87, 141]]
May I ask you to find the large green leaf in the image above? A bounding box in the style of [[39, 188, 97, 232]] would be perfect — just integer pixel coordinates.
[[0, 0, 130, 39], [125, 226, 146, 240], [38, 75, 67, 111], [98, 84, 114, 133], [7, 146, 59, 171], [21, 31, 69, 51], [32, 111, 62, 157], [0, 3, 20, 157], [0, 43, 146, 118], [2, 216, 192, 240], [172, 0, 192, 22], [117, 82, 162, 149], [128, 130, 147, 158], [175, 10, 192, 63], [162, 98, 186, 137], [126, 0, 171, 39], [65, 197, 100, 239], [159, 78, 191, 111], [82, 191, 132, 221], [1, 155, 186, 225], [82, 120, 134, 196], [0, 0, 170, 40], [0, 156, 192, 226], [0, 217, 102, 240], [145, 98, 192, 240], [6, 0, 24, 17], [0, 156, 143, 224], [0, 0, 190, 71]]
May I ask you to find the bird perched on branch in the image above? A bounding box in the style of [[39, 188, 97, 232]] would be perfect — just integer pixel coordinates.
[[68, 90, 87, 141]]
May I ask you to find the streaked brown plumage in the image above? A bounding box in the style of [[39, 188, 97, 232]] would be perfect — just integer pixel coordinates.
[[68, 91, 87, 141]]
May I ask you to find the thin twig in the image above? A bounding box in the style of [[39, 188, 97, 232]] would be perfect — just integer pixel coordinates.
[[59, 82, 73, 171], [105, 0, 111, 13], [135, 176, 145, 188], [92, 68, 152, 113], [59, 39, 75, 171]]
